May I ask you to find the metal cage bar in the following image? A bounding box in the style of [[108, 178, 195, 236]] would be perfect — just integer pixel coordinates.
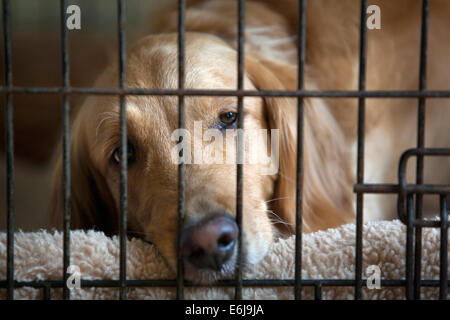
[[354, 0, 368, 300], [2, 0, 14, 301], [60, 0, 71, 301], [118, 0, 128, 300], [234, 0, 245, 301], [43, 284, 51, 300], [397, 148, 450, 299], [398, 149, 450, 219], [176, 0, 186, 301], [314, 283, 322, 301], [294, 0, 307, 301], [413, 0, 430, 300], [1, 278, 448, 289], [2, 87, 450, 98], [406, 193, 415, 299], [439, 195, 448, 300]]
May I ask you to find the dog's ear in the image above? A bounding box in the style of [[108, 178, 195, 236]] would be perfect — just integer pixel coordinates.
[[244, 57, 354, 233], [49, 125, 118, 235], [244, 57, 298, 232]]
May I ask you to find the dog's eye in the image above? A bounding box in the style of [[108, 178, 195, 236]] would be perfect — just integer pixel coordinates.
[[112, 142, 136, 165], [218, 110, 238, 128]]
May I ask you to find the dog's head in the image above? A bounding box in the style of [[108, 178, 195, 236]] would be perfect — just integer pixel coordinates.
[[50, 33, 298, 282]]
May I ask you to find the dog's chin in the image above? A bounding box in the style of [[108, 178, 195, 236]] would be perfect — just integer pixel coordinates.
[[182, 253, 239, 284], [160, 245, 250, 285], [152, 239, 261, 284]]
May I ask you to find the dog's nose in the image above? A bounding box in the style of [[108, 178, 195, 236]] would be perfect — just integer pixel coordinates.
[[181, 214, 239, 271]]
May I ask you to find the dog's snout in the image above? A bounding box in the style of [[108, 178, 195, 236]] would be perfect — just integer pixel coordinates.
[[181, 214, 238, 271]]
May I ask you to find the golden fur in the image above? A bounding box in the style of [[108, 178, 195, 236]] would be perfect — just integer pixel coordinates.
[[50, 0, 450, 281]]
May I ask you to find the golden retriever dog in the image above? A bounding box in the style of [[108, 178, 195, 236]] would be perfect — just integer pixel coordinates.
[[50, 0, 450, 282]]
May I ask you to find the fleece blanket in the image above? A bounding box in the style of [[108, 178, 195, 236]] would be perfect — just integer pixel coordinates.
[[0, 220, 448, 300]]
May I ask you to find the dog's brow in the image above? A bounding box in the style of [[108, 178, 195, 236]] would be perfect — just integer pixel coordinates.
[[96, 111, 119, 139], [94, 102, 143, 141], [212, 96, 238, 108]]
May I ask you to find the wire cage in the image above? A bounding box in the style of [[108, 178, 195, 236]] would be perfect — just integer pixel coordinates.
[[1, 0, 449, 300]]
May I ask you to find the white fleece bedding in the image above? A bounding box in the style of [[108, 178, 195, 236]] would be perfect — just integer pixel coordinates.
[[0, 220, 448, 299]]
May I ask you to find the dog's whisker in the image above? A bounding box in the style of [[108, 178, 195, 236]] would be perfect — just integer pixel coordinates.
[[264, 196, 292, 204], [277, 171, 297, 184], [95, 111, 119, 139], [254, 208, 294, 227]]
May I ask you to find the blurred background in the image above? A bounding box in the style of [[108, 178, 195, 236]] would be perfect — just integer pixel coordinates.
[[0, 0, 167, 231]]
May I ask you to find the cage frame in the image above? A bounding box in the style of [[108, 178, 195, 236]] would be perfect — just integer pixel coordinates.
[[1, 0, 449, 301]]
